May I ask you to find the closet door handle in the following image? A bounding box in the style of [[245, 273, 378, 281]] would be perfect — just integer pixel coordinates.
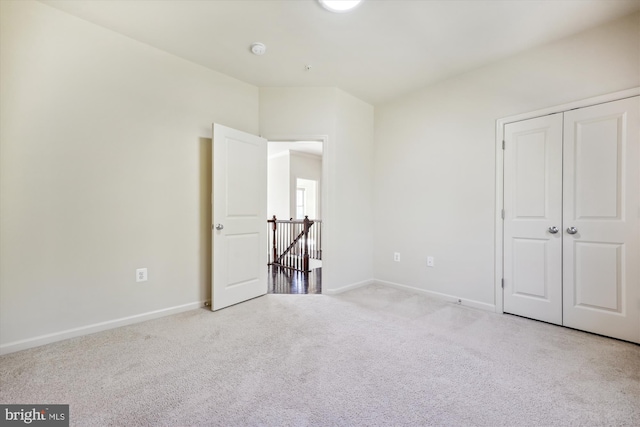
[[567, 227, 578, 235], [548, 226, 559, 234]]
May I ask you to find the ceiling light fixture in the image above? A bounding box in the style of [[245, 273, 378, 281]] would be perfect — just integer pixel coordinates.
[[319, 0, 363, 13]]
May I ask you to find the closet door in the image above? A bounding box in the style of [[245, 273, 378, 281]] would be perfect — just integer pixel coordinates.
[[503, 114, 563, 325], [563, 97, 639, 343]]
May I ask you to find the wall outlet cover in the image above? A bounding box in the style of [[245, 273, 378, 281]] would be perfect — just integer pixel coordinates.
[[136, 268, 148, 282]]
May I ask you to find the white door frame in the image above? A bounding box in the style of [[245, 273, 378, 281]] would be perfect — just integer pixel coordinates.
[[494, 87, 640, 314], [264, 134, 329, 293]]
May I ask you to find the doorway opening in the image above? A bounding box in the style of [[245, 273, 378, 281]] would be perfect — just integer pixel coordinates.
[[267, 140, 323, 294]]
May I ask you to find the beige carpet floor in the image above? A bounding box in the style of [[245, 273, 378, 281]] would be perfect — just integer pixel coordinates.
[[1, 284, 639, 426]]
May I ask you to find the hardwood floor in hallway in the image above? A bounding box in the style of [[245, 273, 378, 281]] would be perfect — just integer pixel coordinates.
[[268, 266, 321, 294]]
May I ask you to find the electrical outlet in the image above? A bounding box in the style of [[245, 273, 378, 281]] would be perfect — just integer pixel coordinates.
[[427, 256, 434, 267], [393, 252, 401, 262], [136, 268, 148, 282]]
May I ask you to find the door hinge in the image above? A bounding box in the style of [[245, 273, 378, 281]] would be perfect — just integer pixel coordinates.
[[502, 140, 505, 150], [501, 209, 505, 219], [501, 278, 504, 288]]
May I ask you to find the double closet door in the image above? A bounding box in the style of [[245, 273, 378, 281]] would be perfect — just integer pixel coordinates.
[[503, 96, 639, 343]]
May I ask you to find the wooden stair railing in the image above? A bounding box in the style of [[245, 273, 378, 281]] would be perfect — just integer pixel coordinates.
[[267, 215, 322, 272]]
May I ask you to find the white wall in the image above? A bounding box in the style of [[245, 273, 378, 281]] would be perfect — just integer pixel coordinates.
[[267, 150, 322, 220], [334, 90, 376, 289], [289, 151, 322, 219], [0, 0, 259, 351], [373, 13, 640, 308], [267, 153, 290, 219], [260, 87, 375, 292]]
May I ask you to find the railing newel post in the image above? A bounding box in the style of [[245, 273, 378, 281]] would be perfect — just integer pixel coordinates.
[[303, 216, 310, 272], [270, 215, 277, 265]]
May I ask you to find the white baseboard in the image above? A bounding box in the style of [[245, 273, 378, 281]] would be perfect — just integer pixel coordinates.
[[323, 278, 375, 295], [375, 280, 496, 312], [0, 301, 205, 355]]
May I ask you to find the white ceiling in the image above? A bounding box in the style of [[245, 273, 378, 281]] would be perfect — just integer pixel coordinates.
[[42, 0, 640, 106]]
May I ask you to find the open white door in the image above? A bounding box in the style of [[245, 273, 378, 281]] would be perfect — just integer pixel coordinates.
[[212, 124, 267, 311]]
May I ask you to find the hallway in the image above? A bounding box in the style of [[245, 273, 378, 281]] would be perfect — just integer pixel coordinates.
[[268, 266, 321, 294]]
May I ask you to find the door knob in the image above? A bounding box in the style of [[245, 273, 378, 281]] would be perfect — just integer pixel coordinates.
[[215, 224, 224, 231], [567, 227, 578, 235], [548, 226, 559, 234]]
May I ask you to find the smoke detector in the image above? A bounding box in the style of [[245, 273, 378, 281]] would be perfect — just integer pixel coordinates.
[[250, 42, 266, 56]]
